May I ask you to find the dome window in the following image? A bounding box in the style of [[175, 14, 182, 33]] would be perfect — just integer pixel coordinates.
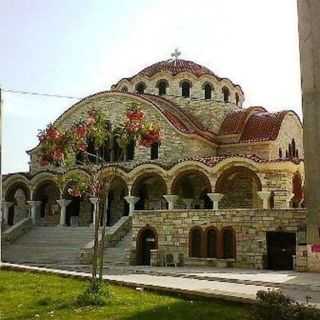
[[156, 79, 169, 96], [203, 83, 213, 100], [222, 86, 230, 103], [180, 80, 191, 98], [135, 82, 146, 94], [235, 92, 240, 106]]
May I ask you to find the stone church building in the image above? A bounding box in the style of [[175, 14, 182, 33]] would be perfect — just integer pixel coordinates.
[[2, 56, 307, 271]]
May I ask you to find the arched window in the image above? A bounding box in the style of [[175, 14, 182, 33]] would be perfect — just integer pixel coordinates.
[[292, 139, 296, 157], [189, 227, 203, 258], [222, 86, 230, 103], [151, 142, 159, 160], [288, 143, 292, 158], [121, 86, 128, 92], [222, 227, 236, 259], [112, 136, 122, 161], [126, 138, 135, 161], [235, 93, 240, 106], [181, 80, 191, 98], [279, 148, 283, 159], [206, 228, 218, 258], [135, 82, 146, 94], [157, 80, 168, 96], [204, 83, 213, 100]]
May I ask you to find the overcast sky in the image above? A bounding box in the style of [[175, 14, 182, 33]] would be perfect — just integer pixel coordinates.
[[1, 0, 302, 174]]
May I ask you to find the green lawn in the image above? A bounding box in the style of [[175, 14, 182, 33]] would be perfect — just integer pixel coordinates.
[[0, 270, 249, 320]]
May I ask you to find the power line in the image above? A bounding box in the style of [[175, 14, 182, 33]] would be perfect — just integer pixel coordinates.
[[2, 88, 81, 100]]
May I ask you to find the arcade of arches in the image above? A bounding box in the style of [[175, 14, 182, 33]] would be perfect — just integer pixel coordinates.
[[2, 165, 304, 229]]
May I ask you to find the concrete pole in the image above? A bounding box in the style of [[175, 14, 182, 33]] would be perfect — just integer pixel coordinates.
[[207, 193, 224, 210], [297, 0, 320, 243], [124, 196, 139, 215], [257, 191, 271, 209], [27, 201, 41, 225], [163, 195, 178, 210], [57, 199, 71, 226]]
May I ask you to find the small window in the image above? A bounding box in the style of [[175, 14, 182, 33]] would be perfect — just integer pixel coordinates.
[[181, 81, 191, 98], [279, 148, 282, 159], [222, 87, 230, 103], [126, 139, 135, 161], [235, 93, 239, 106], [121, 86, 128, 92], [204, 83, 212, 100], [135, 82, 146, 94], [222, 227, 235, 259], [157, 80, 168, 96], [151, 142, 159, 160]]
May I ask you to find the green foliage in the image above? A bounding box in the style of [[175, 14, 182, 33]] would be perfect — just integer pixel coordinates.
[[251, 290, 320, 320], [75, 282, 111, 307]]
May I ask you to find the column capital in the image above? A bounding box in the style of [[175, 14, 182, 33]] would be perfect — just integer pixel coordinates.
[[163, 195, 179, 210], [57, 199, 72, 208], [1, 201, 14, 209], [257, 191, 271, 209], [124, 196, 140, 204], [207, 193, 224, 210], [89, 197, 99, 206], [27, 200, 42, 207], [183, 198, 193, 209]]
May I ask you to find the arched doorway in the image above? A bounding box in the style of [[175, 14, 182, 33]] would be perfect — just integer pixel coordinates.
[[206, 227, 218, 258], [216, 166, 262, 208], [136, 227, 158, 265], [172, 170, 212, 209], [5, 182, 30, 226], [33, 181, 60, 225], [189, 226, 203, 258], [132, 173, 167, 210], [222, 227, 236, 259]]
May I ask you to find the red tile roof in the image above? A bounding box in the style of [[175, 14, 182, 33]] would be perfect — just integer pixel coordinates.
[[220, 107, 290, 143]]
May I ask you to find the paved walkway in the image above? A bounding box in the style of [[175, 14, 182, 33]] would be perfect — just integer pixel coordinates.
[[2, 263, 320, 307]]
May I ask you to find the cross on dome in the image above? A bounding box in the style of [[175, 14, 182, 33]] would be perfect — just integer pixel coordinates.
[[171, 48, 181, 60]]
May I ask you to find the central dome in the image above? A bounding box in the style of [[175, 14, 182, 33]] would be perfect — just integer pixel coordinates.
[[135, 59, 217, 78]]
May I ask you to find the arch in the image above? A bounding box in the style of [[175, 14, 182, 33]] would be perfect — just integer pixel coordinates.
[[171, 170, 212, 209], [33, 180, 60, 224], [136, 226, 158, 265], [179, 80, 192, 98], [189, 226, 203, 258], [135, 82, 146, 94], [205, 226, 219, 258], [5, 182, 30, 226], [202, 82, 213, 100], [132, 173, 168, 210], [106, 176, 129, 226], [222, 226, 236, 259], [222, 86, 230, 103], [156, 79, 169, 96], [215, 166, 262, 209]]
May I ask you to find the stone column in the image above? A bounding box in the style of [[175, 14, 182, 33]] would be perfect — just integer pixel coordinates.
[[298, 0, 320, 244], [183, 198, 193, 209], [257, 191, 271, 209], [1, 201, 13, 225], [89, 197, 99, 226], [207, 193, 224, 210], [27, 201, 41, 225], [124, 196, 139, 215], [57, 199, 71, 226], [163, 195, 178, 210]]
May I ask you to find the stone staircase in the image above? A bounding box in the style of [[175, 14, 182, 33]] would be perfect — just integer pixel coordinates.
[[103, 231, 132, 266], [3, 226, 95, 265]]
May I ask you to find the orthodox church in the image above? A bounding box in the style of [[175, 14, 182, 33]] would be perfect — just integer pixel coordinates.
[[2, 52, 306, 271]]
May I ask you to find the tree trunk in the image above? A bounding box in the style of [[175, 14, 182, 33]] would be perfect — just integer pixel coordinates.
[[91, 201, 101, 290], [99, 189, 109, 281]]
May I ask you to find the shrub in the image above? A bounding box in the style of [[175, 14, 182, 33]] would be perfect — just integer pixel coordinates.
[[251, 290, 320, 320], [76, 283, 111, 307]]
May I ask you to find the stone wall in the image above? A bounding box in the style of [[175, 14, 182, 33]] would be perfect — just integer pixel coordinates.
[[131, 209, 306, 269]]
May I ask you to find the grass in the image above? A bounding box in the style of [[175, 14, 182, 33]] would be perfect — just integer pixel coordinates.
[[0, 270, 250, 320]]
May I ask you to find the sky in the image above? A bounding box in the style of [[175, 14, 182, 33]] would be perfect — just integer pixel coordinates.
[[1, 0, 302, 174]]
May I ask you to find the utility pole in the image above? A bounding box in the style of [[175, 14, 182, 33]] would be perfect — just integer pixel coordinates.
[[0, 87, 3, 265]]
